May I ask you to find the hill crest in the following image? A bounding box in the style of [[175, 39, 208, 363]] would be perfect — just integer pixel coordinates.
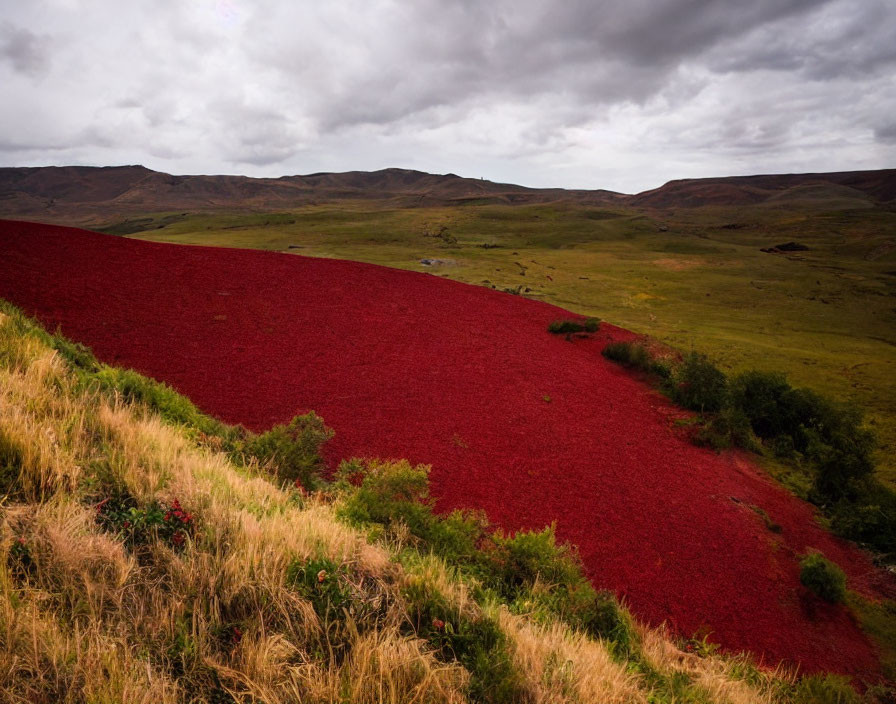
[[2, 165, 893, 219]]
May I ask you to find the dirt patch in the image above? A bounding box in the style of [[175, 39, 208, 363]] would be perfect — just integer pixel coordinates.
[[652, 258, 700, 271]]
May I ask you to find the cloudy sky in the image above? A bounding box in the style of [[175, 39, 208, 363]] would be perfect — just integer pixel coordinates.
[[1, 0, 894, 193]]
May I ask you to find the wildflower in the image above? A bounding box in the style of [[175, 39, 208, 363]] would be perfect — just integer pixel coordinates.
[[172, 532, 186, 547], [317, 569, 327, 583], [432, 618, 445, 631]]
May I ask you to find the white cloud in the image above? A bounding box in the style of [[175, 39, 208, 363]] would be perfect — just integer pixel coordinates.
[[0, 0, 894, 192]]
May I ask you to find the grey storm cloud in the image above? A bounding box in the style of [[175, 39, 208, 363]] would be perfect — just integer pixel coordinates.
[[0, 21, 51, 76], [0, 0, 894, 192]]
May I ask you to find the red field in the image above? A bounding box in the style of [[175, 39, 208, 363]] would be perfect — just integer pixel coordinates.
[[0, 218, 889, 679]]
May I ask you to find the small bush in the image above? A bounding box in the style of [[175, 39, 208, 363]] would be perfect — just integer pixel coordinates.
[[693, 407, 755, 452], [669, 352, 728, 414], [730, 371, 794, 439], [602, 341, 652, 372], [286, 556, 351, 622], [338, 459, 490, 562], [338, 459, 432, 529], [807, 413, 876, 501], [485, 526, 636, 654], [649, 359, 672, 379], [242, 413, 333, 490], [828, 481, 896, 554], [402, 572, 524, 704], [547, 317, 599, 335], [789, 673, 860, 704], [799, 552, 847, 603], [731, 372, 876, 500], [95, 494, 194, 549], [490, 526, 582, 600]]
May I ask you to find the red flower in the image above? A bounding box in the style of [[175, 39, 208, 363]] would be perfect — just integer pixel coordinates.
[[432, 618, 445, 631], [171, 531, 185, 547], [317, 569, 327, 583]]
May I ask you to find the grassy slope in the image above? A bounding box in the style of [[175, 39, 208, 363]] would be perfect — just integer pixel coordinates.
[[126, 197, 896, 488], [2, 300, 890, 703]]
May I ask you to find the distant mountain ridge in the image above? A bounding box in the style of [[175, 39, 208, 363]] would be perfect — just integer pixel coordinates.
[[0, 164, 893, 220], [629, 170, 896, 208], [0, 165, 623, 218]]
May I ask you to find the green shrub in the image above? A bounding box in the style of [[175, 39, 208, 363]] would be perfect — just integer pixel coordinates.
[[402, 572, 524, 704], [602, 341, 652, 372], [286, 556, 351, 622], [732, 372, 875, 483], [669, 352, 728, 413], [730, 371, 794, 439], [772, 433, 797, 459], [806, 411, 876, 502], [547, 317, 600, 335], [242, 413, 332, 490], [487, 526, 635, 654], [649, 360, 672, 379], [95, 493, 194, 549], [489, 526, 582, 599], [340, 459, 492, 564], [730, 370, 877, 506], [693, 406, 754, 452], [799, 552, 847, 603], [338, 459, 433, 530], [788, 673, 860, 704], [828, 482, 896, 554]]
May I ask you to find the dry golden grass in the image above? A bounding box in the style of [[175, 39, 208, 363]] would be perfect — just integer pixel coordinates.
[[498, 607, 647, 704], [638, 624, 784, 704]]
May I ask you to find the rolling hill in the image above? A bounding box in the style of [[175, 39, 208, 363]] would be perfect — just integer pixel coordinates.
[[0, 218, 891, 681], [2, 165, 893, 223]]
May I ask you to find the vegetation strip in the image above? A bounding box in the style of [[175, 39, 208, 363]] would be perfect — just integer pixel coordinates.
[[599, 340, 896, 557]]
